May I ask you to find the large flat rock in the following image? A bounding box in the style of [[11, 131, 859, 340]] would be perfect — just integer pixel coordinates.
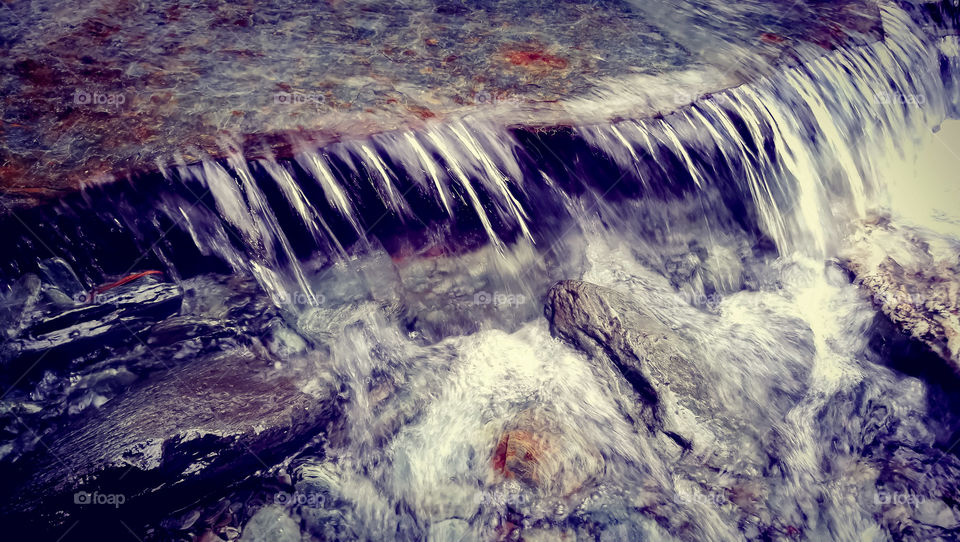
[[0, 0, 883, 207]]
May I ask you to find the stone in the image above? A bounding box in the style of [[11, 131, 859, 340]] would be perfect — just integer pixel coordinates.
[[542, 279, 795, 474], [491, 409, 604, 499], [841, 220, 960, 371], [37, 257, 85, 299], [0, 0, 883, 208], [0, 278, 183, 383], [915, 499, 960, 529], [0, 348, 339, 540]]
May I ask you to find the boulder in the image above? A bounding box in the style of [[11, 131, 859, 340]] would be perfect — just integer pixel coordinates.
[[0, 348, 339, 540], [544, 280, 710, 430], [841, 220, 960, 372], [543, 279, 785, 474]]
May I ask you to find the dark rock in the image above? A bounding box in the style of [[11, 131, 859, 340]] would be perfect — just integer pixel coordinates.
[[544, 279, 705, 416], [0, 348, 340, 540], [543, 279, 802, 474], [0, 278, 183, 384]]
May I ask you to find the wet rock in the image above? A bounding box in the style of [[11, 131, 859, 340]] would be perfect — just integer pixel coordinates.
[[0, 0, 882, 207], [0, 278, 182, 383], [289, 458, 368, 541], [37, 257, 85, 299], [491, 409, 603, 498], [841, 220, 960, 371], [264, 318, 309, 358], [161, 508, 202, 531], [915, 499, 960, 529], [394, 242, 546, 344], [239, 505, 299, 542], [544, 279, 704, 413], [543, 279, 784, 474], [0, 348, 340, 540]]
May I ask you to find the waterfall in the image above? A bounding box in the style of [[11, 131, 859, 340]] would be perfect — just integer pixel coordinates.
[[2, 4, 947, 306], [2, 3, 959, 541]]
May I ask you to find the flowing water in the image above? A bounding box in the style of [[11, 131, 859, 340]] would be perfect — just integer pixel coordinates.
[[1, 2, 960, 541]]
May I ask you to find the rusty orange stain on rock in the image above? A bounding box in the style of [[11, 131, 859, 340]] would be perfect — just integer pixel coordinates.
[[405, 104, 436, 120], [493, 430, 545, 486], [502, 48, 568, 70]]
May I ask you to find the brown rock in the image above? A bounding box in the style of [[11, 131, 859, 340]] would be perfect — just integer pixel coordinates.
[[490, 409, 603, 498]]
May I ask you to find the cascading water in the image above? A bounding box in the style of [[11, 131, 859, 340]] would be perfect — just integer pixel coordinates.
[[1, 2, 959, 541]]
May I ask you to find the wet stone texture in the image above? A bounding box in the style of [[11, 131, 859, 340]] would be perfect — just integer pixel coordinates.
[[0, 0, 883, 207], [842, 219, 960, 373], [0, 348, 340, 540]]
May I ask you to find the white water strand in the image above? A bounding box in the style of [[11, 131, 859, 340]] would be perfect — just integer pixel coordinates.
[[578, 3, 950, 258]]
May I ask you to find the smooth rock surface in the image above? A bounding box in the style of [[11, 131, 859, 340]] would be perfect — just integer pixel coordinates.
[[543, 279, 807, 473], [0, 0, 884, 207], [0, 347, 339, 540]]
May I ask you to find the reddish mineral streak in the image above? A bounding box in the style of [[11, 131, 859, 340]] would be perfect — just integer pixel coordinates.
[[503, 49, 568, 69], [90, 270, 164, 298]]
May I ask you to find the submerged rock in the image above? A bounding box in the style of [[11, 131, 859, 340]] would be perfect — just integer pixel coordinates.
[[543, 279, 807, 477], [0, 273, 183, 384], [544, 279, 713, 432], [0, 348, 339, 540], [239, 506, 300, 542], [491, 409, 604, 498]]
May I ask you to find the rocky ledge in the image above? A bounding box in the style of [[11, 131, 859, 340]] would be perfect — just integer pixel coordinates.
[[0, 0, 884, 208], [0, 348, 340, 540]]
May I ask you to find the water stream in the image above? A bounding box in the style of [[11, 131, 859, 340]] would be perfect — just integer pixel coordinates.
[[1, 2, 959, 541]]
